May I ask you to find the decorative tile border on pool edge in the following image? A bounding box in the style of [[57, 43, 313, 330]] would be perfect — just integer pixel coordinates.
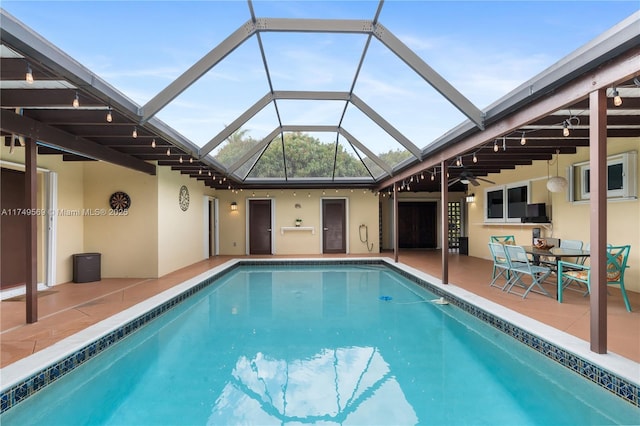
[[1, 259, 638, 414], [383, 262, 640, 408], [0, 263, 242, 414]]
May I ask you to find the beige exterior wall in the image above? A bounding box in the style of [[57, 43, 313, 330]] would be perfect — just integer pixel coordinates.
[[467, 137, 639, 292], [157, 167, 209, 276], [82, 161, 158, 278], [550, 138, 639, 292], [346, 190, 380, 254], [467, 160, 552, 256], [215, 189, 246, 256], [213, 189, 380, 255]]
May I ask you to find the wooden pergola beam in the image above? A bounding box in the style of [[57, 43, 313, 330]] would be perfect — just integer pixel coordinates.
[[0, 110, 156, 176]]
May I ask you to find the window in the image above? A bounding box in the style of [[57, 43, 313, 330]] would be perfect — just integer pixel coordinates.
[[486, 189, 504, 220], [571, 151, 637, 201], [485, 181, 530, 223], [507, 186, 528, 219]]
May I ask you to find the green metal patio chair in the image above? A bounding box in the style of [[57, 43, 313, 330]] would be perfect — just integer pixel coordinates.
[[504, 244, 552, 299], [490, 235, 516, 245], [558, 245, 632, 312], [560, 242, 590, 294], [488, 242, 515, 290]]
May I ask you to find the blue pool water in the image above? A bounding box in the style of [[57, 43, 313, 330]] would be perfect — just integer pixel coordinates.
[[2, 264, 638, 425]]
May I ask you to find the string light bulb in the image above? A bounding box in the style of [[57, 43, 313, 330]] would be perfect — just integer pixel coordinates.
[[151, 139, 156, 148], [132, 127, 138, 138], [493, 140, 499, 152], [26, 63, 34, 84], [563, 121, 570, 137], [612, 88, 622, 107], [106, 107, 113, 123], [472, 152, 478, 163], [72, 91, 80, 108], [166, 147, 171, 156], [179, 156, 183, 164], [456, 156, 462, 167], [520, 132, 526, 145]]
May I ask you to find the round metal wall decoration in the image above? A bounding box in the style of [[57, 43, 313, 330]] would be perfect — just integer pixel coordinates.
[[109, 191, 131, 211], [179, 185, 190, 211]]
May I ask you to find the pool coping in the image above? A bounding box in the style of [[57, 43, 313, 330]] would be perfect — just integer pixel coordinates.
[[1, 257, 639, 413]]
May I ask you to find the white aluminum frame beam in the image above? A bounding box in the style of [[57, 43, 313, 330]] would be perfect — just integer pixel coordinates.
[[142, 16, 484, 141], [350, 94, 422, 159], [201, 91, 423, 162], [338, 128, 393, 176], [200, 93, 274, 156], [141, 20, 257, 123], [273, 91, 351, 101], [227, 127, 282, 177], [281, 125, 339, 132], [226, 124, 395, 180], [372, 22, 484, 129], [254, 18, 374, 33]]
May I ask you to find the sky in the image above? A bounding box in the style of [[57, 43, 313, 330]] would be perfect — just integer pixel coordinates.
[[2, 1, 639, 166]]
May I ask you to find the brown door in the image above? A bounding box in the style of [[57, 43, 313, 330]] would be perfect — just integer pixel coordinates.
[[1, 168, 27, 289], [249, 199, 272, 254], [322, 199, 346, 253], [398, 202, 437, 248]]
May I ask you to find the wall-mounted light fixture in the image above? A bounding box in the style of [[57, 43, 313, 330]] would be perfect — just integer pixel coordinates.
[[465, 193, 475, 203], [230, 201, 238, 211]]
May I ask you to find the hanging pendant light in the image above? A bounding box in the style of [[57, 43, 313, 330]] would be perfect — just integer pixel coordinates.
[[546, 149, 568, 193]]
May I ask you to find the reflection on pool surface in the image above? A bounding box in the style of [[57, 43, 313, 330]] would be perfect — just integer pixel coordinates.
[[2, 264, 638, 425], [213, 347, 416, 424]]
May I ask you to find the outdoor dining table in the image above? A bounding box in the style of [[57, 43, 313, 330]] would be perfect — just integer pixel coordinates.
[[522, 245, 591, 299]]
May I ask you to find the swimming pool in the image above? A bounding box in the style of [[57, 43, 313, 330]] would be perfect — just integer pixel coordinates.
[[1, 260, 639, 424]]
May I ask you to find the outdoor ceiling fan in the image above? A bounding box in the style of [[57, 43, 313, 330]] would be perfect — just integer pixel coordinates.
[[448, 169, 495, 187]]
